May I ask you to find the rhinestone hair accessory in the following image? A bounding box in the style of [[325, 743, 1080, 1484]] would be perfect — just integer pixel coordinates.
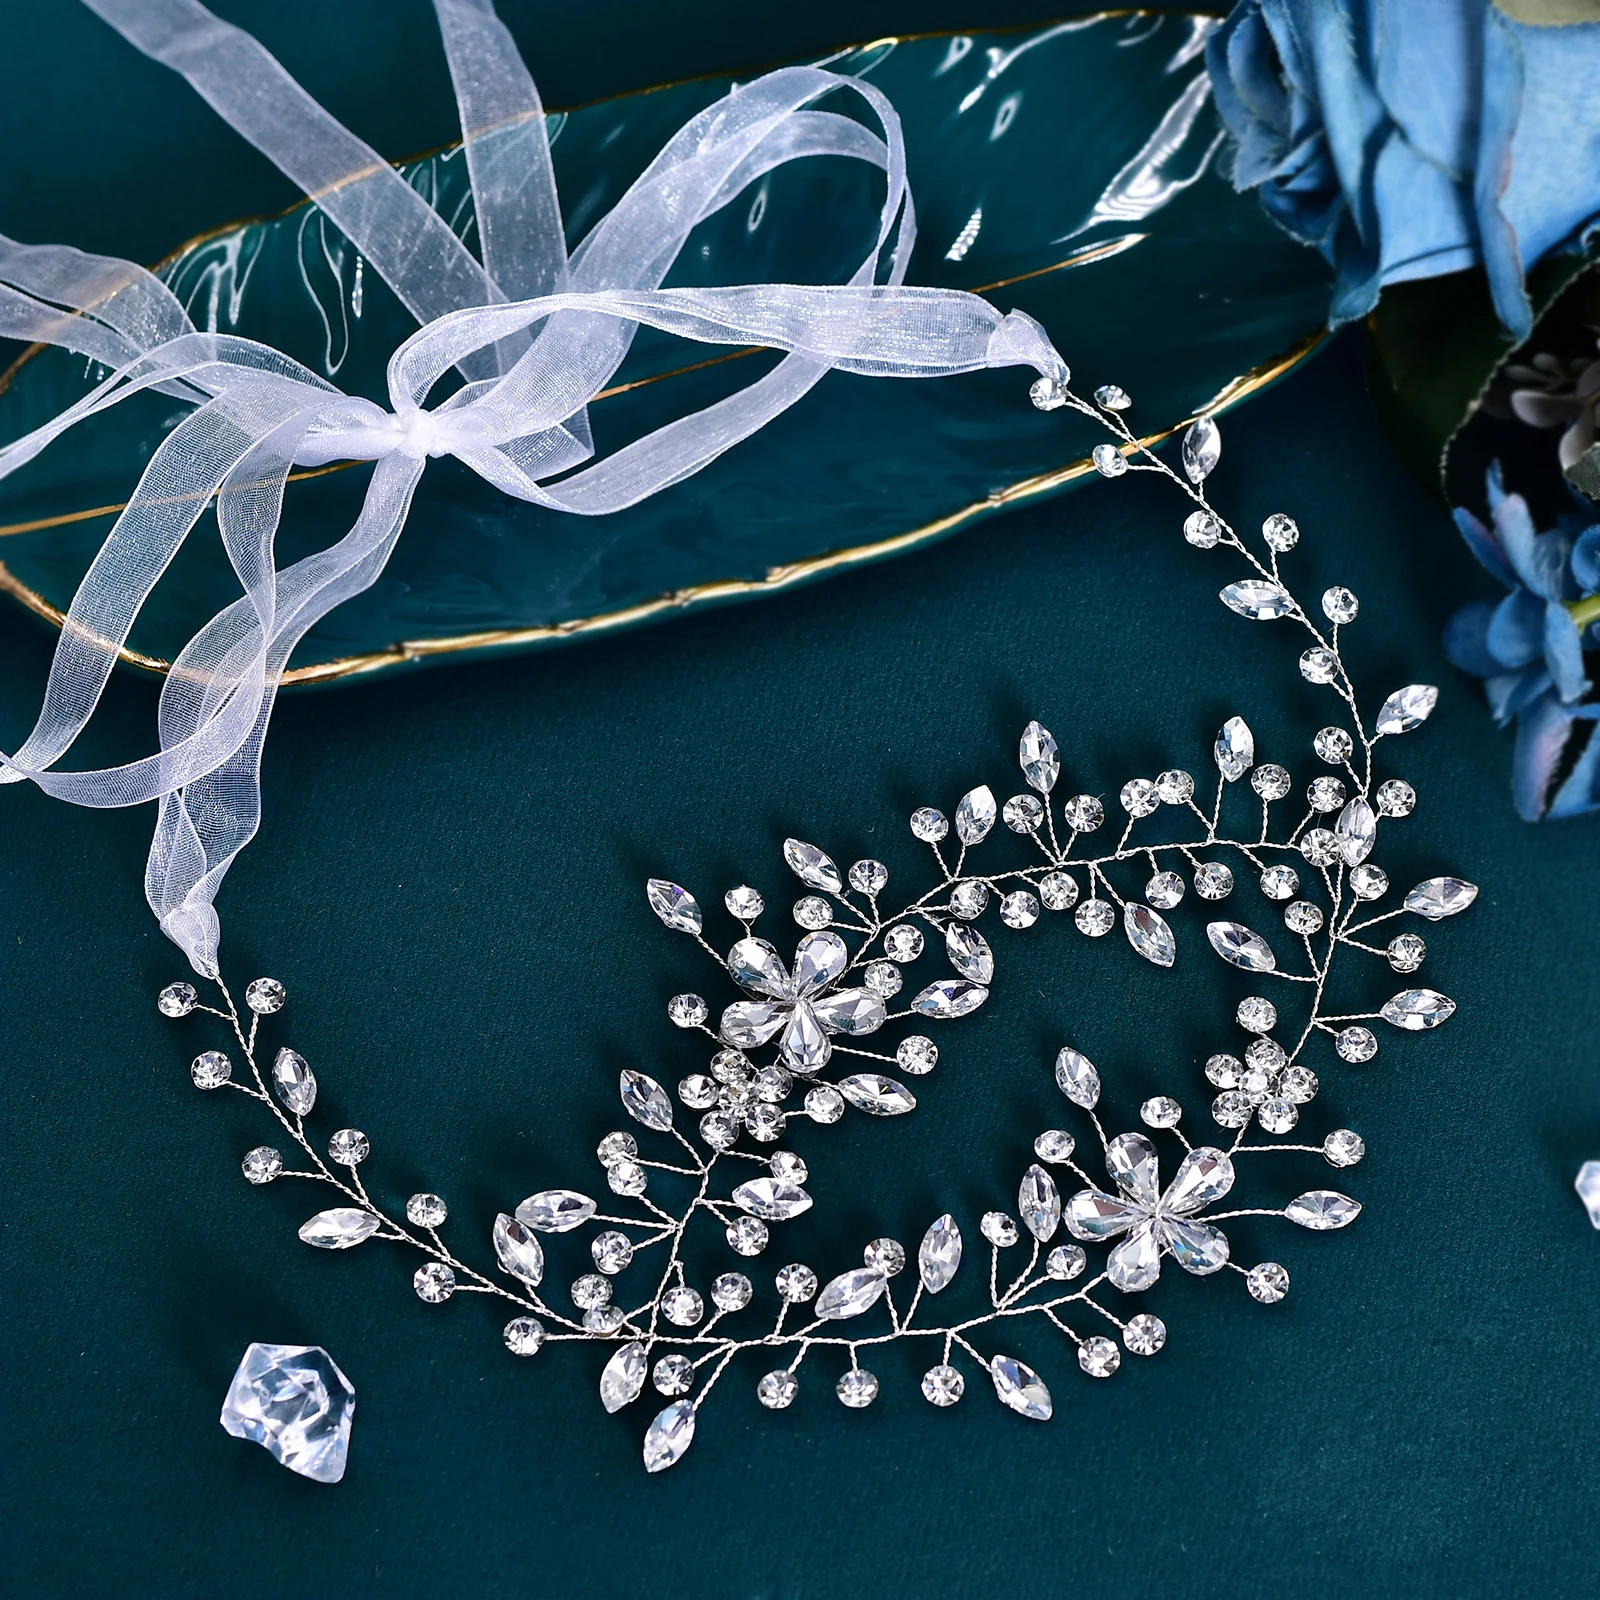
[[160, 377, 1477, 1472]]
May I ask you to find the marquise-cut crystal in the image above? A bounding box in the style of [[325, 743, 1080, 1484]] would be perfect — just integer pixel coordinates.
[[918, 1214, 963, 1293], [271, 1048, 316, 1116], [782, 839, 841, 893], [1055, 1046, 1100, 1108], [990, 1355, 1053, 1420], [1335, 797, 1376, 865], [1215, 716, 1255, 781], [619, 1069, 674, 1131], [1376, 683, 1438, 735], [1285, 1190, 1362, 1230], [1018, 1164, 1061, 1241], [515, 1189, 597, 1232], [492, 1213, 545, 1285], [1220, 580, 1294, 620], [298, 1208, 379, 1250], [732, 1177, 813, 1220], [600, 1342, 648, 1414], [1019, 721, 1060, 793], [945, 923, 994, 984], [1206, 921, 1277, 972], [955, 785, 997, 845], [836, 1074, 917, 1115], [911, 979, 988, 1019], [646, 879, 702, 934], [642, 1400, 696, 1472], [1182, 414, 1221, 481], [220, 1343, 355, 1482], [1403, 877, 1478, 920], [1124, 903, 1176, 968], [815, 1266, 888, 1320], [1380, 988, 1455, 1029]]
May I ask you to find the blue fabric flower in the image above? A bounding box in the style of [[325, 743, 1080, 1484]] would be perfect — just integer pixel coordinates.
[[1206, 0, 1600, 339], [1444, 463, 1600, 819]]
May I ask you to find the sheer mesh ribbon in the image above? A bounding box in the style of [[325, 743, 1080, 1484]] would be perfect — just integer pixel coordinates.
[[0, 0, 1068, 975]]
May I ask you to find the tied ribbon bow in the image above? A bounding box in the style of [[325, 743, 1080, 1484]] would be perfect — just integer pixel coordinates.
[[0, 0, 1067, 975]]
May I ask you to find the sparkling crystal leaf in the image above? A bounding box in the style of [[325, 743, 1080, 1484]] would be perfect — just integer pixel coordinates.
[[780, 1003, 831, 1072], [600, 1342, 648, 1414], [1161, 1216, 1232, 1274], [1375, 684, 1439, 735], [782, 838, 842, 894], [1018, 1164, 1062, 1242], [298, 1208, 380, 1250], [815, 1266, 888, 1319], [1285, 1190, 1362, 1230], [1054, 1046, 1101, 1108], [811, 988, 888, 1035], [955, 785, 998, 845], [728, 937, 790, 997], [1335, 797, 1376, 866], [492, 1213, 546, 1285], [731, 1177, 814, 1221], [1219, 580, 1294, 620], [989, 1354, 1053, 1420], [1379, 988, 1456, 1030], [1205, 921, 1278, 972], [792, 930, 848, 995], [642, 1399, 696, 1472], [515, 1190, 597, 1233], [1106, 1131, 1160, 1205], [645, 879, 702, 934], [720, 999, 788, 1049], [1066, 1189, 1144, 1240], [910, 979, 989, 1018], [944, 922, 995, 984], [1182, 413, 1221, 481], [1163, 1147, 1235, 1213], [1402, 877, 1478, 920], [1123, 902, 1176, 968], [1213, 714, 1255, 781], [620, 1069, 674, 1131], [1107, 1217, 1162, 1291], [271, 1048, 317, 1117], [836, 1074, 917, 1116], [1019, 721, 1060, 794], [918, 1214, 963, 1294]]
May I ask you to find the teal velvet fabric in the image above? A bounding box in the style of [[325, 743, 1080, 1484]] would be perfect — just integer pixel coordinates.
[[3, 5, 1599, 1597]]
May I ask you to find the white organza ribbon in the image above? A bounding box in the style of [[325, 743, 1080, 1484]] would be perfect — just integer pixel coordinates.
[[0, 0, 1068, 976]]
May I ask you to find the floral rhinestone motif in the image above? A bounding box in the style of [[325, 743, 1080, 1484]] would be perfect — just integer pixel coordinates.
[[163, 381, 1476, 1472]]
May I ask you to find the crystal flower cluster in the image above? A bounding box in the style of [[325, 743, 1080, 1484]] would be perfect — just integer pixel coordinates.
[[159, 376, 1477, 1473]]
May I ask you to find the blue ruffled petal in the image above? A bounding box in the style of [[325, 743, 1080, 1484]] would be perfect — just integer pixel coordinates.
[[1511, 690, 1573, 821], [1451, 503, 1518, 589], [1572, 524, 1600, 594], [1490, 483, 1569, 599], [1442, 600, 1500, 677], [1549, 707, 1600, 820], [1486, 665, 1550, 726], [1543, 599, 1592, 703], [1486, 589, 1547, 668]]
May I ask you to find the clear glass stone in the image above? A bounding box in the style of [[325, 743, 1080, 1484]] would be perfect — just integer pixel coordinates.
[[1377, 779, 1416, 817], [1388, 932, 1426, 972], [1285, 901, 1324, 934], [679, 1074, 718, 1110], [1324, 1129, 1365, 1167], [1403, 877, 1479, 920], [328, 1128, 369, 1166], [1141, 1096, 1182, 1128], [884, 923, 924, 961], [917, 1215, 963, 1293], [608, 1160, 648, 1197], [1281, 1065, 1318, 1102], [1046, 1243, 1087, 1279], [1380, 988, 1456, 1029], [776, 1263, 818, 1302], [1336, 1025, 1378, 1063], [242, 1146, 282, 1185], [592, 1231, 635, 1273], [793, 897, 831, 930], [597, 1131, 638, 1167], [1246, 1037, 1287, 1074], [910, 806, 949, 842], [990, 1354, 1053, 1419], [1145, 870, 1185, 908], [1121, 777, 1159, 817], [1376, 684, 1438, 735], [1300, 646, 1338, 684], [981, 1212, 1019, 1247], [270, 1048, 316, 1116], [1336, 796, 1377, 866], [1286, 1190, 1362, 1229], [732, 1175, 812, 1222], [599, 1342, 648, 1414], [757, 1370, 798, 1409], [949, 882, 990, 922], [667, 993, 708, 1028], [1124, 1313, 1167, 1355], [744, 1103, 782, 1143], [1247, 1262, 1289, 1303], [191, 1050, 231, 1090], [1019, 721, 1060, 794], [1055, 1045, 1101, 1107], [1215, 715, 1255, 781], [245, 978, 286, 1015], [1351, 864, 1389, 900], [1308, 776, 1346, 812], [1063, 794, 1104, 832], [837, 1073, 918, 1115], [1221, 579, 1295, 619], [1206, 921, 1278, 971], [1040, 871, 1080, 911], [1206, 1053, 1242, 1088], [1019, 1165, 1062, 1241], [922, 1364, 966, 1406], [1237, 996, 1277, 1033], [583, 1306, 625, 1334], [1075, 899, 1115, 937], [406, 1193, 447, 1227], [1095, 383, 1131, 410], [712, 1272, 753, 1311], [642, 1399, 696, 1473], [1259, 1099, 1298, 1134], [504, 1317, 545, 1355], [1184, 509, 1221, 548], [1261, 512, 1299, 551], [653, 1355, 694, 1396], [816, 1266, 889, 1320], [837, 1369, 880, 1408], [753, 1063, 792, 1103], [1212, 1090, 1251, 1127], [895, 1035, 938, 1076], [1194, 862, 1234, 900], [864, 1238, 907, 1276], [725, 885, 764, 920], [1156, 769, 1194, 804], [1000, 890, 1040, 929], [1030, 374, 1068, 410], [1079, 1337, 1121, 1378], [571, 1274, 613, 1310], [700, 1111, 739, 1149], [1125, 902, 1176, 967], [648, 879, 703, 933], [726, 1216, 769, 1256], [1182, 415, 1221, 481], [1092, 442, 1128, 477], [1034, 1129, 1075, 1162], [220, 1343, 354, 1482], [414, 1263, 455, 1303], [1322, 586, 1359, 623], [805, 1085, 844, 1123], [955, 785, 998, 845], [784, 839, 842, 892], [157, 982, 197, 1017], [1003, 793, 1044, 832], [1300, 828, 1339, 866], [1314, 727, 1354, 763], [1260, 864, 1299, 900], [849, 858, 889, 895], [1252, 763, 1291, 800], [1576, 1162, 1600, 1227]]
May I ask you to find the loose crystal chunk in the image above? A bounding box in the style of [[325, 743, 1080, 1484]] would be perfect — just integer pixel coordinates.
[[298, 1208, 379, 1250], [158, 982, 197, 1017], [1247, 1262, 1289, 1303], [990, 1355, 1053, 1419], [1285, 1191, 1361, 1229], [643, 1400, 696, 1472], [1403, 877, 1478, 920], [504, 1317, 545, 1355], [1380, 989, 1455, 1029], [1018, 1164, 1062, 1241], [1206, 921, 1277, 972], [1181, 414, 1221, 481], [732, 1177, 813, 1220], [911, 979, 988, 1019], [837, 1369, 880, 1408], [646, 879, 702, 934], [783, 839, 842, 893], [945, 922, 994, 983], [725, 885, 764, 920], [242, 1146, 282, 1184], [1124, 903, 1176, 968], [918, 1214, 963, 1293], [922, 1364, 965, 1406], [1055, 1046, 1101, 1108], [837, 1074, 917, 1115], [600, 1342, 648, 1413], [620, 1069, 674, 1131], [191, 1051, 231, 1090], [1079, 1337, 1121, 1378], [515, 1189, 597, 1232], [1215, 715, 1255, 780], [406, 1193, 447, 1227], [1576, 1163, 1600, 1228], [757, 1370, 798, 1408], [1220, 580, 1294, 620], [1261, 512, 1299, 550], [955, 785, 997, 845], [1376, 684, 1438, 735], [492, 1214, 545, 1285], [815, 1267, 887, 1320], [271, 1048, 316, 1116], [1019, 721, 1060, 793], [1092, 442, 1128, 477], [220, 1343, 355, 1482]]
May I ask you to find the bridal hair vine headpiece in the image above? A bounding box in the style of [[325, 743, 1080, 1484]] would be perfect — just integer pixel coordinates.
[[159, 374, 1477, 1471]]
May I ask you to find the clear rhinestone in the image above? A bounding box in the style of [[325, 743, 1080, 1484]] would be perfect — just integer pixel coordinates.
[[1156, 769, 1195, 804], [700, 1112, 739, 1149], [711, 1272, 753, 1311], [1003, 793, 1044, 832], [414, 1263, 455, 1303], [745, 1103, 783, 1143], [406, 1193, 447, 1227], [757, 1370, 798, 1409], [1259, 1098, 1298, 1134], [1577, 1163, 1600, 1227], [910, 806, 949, 842], [1124, 1313, 1167, 1355], [1403, 877, 1479, 920], [1336, 1025, 1378, 1063], [608, 1160, 648, 1196], [1281, 1064, 1318, 1102], [245, 978, 286, 1015], [1286, 1190, 1362, 1229], [157, 982, 198, 1017], [1184, 509, 1221, 548], [1079, 1337, 1121, 1378], [1388, 932, 1426, 972], [1000, 890, 1040, 929], [679, 1074, 718, 1109], [837, 1369, 880, 1408], [896, 1035, 938, 1075], [648, 880, 703, 933], [653, 1355, 694, 1396], [1246, 1037, 1287, 1073], [1034, 1129, 1076, 1163], [1095, 383, 1132, 410], [793, 897, 831, 930], [1055, 1046, 1101, 1107], [1075, 899, 1115, 937], [1206, 1053, 1242, 1088], [1300, 828, 1339, 866], [1285, 901, 1324, 934], [855, 962, 898, 1002], [328, 1129, 369, 1166], [921, 1364, 965, 1405], [1125, 902, 1176, 967], [726, 1216, 769, 1256], [241, 1146, 282, 1185], [1252, 763, 1291, 800], [1046, 1243, 1087, 1279], [571, 1274, 612, 1310], [1212, 1090, 1251, 1127], [1262, 512, 1299, 551], [1092, 442, 1128, 477], [1145, 870, 1185, 908], [1237, 996, 1277, 1033], [1141, 1096, 1182, 1128], [1194, 862, 1234, 899], [667, 993, 708, 1027], [1030, 374, 1069, 410], [1351, 864, 1389, 900], [775, 1263, 818, 1302], [1215, 715, 1255, 781], [849, 859, 889, 895], [190, 1051, 231, 1090], [1259, 864, 1299, 900], [597, 1131, 638, 1167], [864, 1238, 906, 1277], [770, 1151, 807, 1184], [1121, 777, 1159, 817], [1247, 1262, 1289, 1303], [1308, 776, 1346, 812], [1207, 920, 1278, 971], [1296, 651, 1336, 691], [1380, 988, 1456, 1029], [1376, 684, 1439, 735], [1182, 414, 1221, 481], [1324, 1129, 1365, 1167], [725, 885, 764, 920], [884, 923, 924, 961], [503, 1317, 545, 1355], [642, 1399, 696, 1472], [220, 1344, 354, 1483], [583, 1306, 625, 1334], [270, 1048, 316, 1116], [805, 1085, 844, 1123], [950, 880, 989, 919], [1322, 586, 1359, 623], [1221, 579, 1295, 619], [592, 1231, 635, 1273], [990, 1354, 1054, 1419], [1314, 727, 1354, 764], [1019, 721, 1061, 793], [1062, 794, 1104, 832], [955, 786, 998, 845], [1377, 779, 1416, 817], [981, 1212, 1019, 1247], [1040, 871, 1080, 911]]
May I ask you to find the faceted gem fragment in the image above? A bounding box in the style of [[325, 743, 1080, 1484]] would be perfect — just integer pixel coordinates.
[[298, 1208, 379, 1250], [220, 1343, 355, 1482], [1380, 989, 1456, 1030], [600, 1342, 648, 1413], [918, 1214, 963, 1293], [989, 1354, 1053, 1419], [1375, 684, 1438, 735], [492, 1214, 545, 1285], [815, 1267, 887, 1320], [1206, 921, 1277, 972], [1285, 1191, 1362, 1229], [646, 879, 702, 934], [643, 1400, 696, 1472], [1215, 716, 1255, 781], [515, 1190, 596, 1233], [1403, 878, 1478, 920], [271, 1048, 316, 1116], [945, 922, 994, 983], [1220, 580, 1294, 620], [837, 1074, 917, 1116], [1124, 903, 1176, 968]]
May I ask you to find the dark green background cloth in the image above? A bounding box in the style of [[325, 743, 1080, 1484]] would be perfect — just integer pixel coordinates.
[[3, 5, 1599, 1597]]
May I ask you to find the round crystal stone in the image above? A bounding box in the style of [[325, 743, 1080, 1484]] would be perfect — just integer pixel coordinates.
[[753, 1064, 791, 1103], [1092, 442, 1127, 477], [1184, 509, 1221, 548], [922, 1364, 966, 1406], [745, 1103, 783, 1143], [1299, 646, 1338, 684], [190, 1050, 231, 1090], [608, 1160, 648, 1196], [700, 1111, 739, 1149], [1206, 1053, 1242, 1088], [1029, 373, 1069, 410], [950, 881, 989, 920], [1259, 864, 1300, 900], [653, 1355, 694, 1396], [329, 1128, 370, 1166], [1246, 1037, 1286, 1073], [1307, 775, 1346, 812], [1145, 870, 1185, 908], [1121, 778, 1159, 817], [725, 885, 764, 919], [910, 806, 949, 842], [241, 1146, 282, 1185], [1300, 828, 1339, 866], [158, 982, 198, 1017], [1252, 762, 1291, 801], [1124, 1313, 1168, 1355], [1095, 383, 1132, 410], [592, 1231, 635, 1274], [1336, 1025, 1378, 1063], [1034, 1129, 1076, 1163], [896, 1035, 939, 1075], [1247, 1261, 1289, 1304], [667, 993, 708, 1028], [414, 1263, 455, 1303], [504, 1317, 546, 1355], [837, 1368, 880, 1407], [1046, 1243, 1087, 1279], [1322, 585, 1359, 623], [1063, 794, 1104, 832], [406, 1192, 448, 1227], [597, 1131, 638, 1167], [1258, 1098, 1298, 1134], [849, 858, 889, 895], [245, 977, 286, 1015], [1281, 1064, 1318, 1102], [1156, 769, 1195, 805], [712, 1050, 752, 1084], [1388, 932, 1426, 972], [1212, 1090, 1251, 1128], [1285, 900, 1324, 934], [1075, 899, 1115, 937], [981, 1211, 1020, 1247], [1350, 864, 1389, 900], [1325, 1128, 1366, 1167], [1000, 890, 1041, 929], [679, 1074, 718, 1110], [770, 1151, 808, 1184], [584, 1306, 625, 1333], [1376, 779, 1416, 817], [1194, 862, 1234, 900], [884, 923, 924, 961], [727, 1216, 770, 1256], [793, 896, 831, 930], [776, 1262, 819, 1302], [1141, 1096, 1182, 1128], [1003, 793, 1044, 832], [1237, 996, 1277, 1033], [1079, 1336, 1121, 1378], [1040, 871, 1080, 911], [805, 1085, 845, 1123], [1314, 726, 1354, 763], [711, 1272, 753, 1311], [864, 1238, 907, 1277], [571, 1273, 613, 1310], [757, 1369, 799, 1409], [1261, 512, 1299, 551]]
